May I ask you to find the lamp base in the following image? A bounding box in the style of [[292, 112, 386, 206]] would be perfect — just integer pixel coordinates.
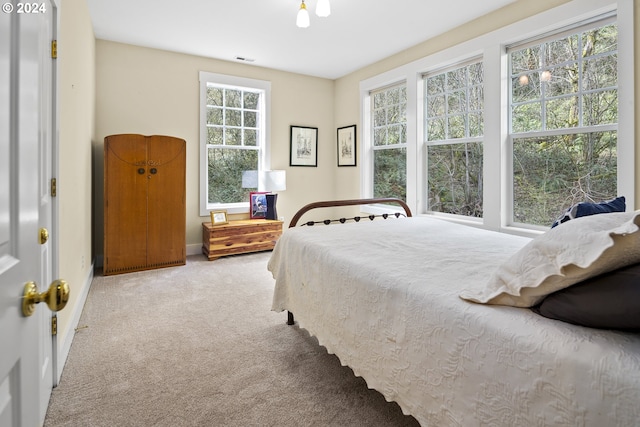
[[265, 193, 278, 220]]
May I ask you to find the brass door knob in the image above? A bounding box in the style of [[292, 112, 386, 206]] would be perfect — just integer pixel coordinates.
[[39, 227, 49, 244], [22, 279, 70, 317]]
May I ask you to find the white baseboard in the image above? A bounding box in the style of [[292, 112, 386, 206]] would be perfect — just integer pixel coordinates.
[[55, 261, 94, 385], [187, 243, 202, 256]]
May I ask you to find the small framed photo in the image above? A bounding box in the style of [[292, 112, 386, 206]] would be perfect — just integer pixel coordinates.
[[210, 210, 228, 226], [290, 125, 318, 167], [337, 125, 357, 167], [249, 192, 268, 219]]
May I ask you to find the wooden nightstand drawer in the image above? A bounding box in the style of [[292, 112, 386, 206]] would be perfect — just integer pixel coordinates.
[[202, 219, 283, 260]]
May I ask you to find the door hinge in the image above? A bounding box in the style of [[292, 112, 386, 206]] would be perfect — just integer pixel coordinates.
[[51, 316, 57, 336], [51, 178, 57, 197], [51, 40, 57, 59]]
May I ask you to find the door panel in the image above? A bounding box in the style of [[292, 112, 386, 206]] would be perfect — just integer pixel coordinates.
[[0, 1, 56, 425], [147, 136, 186, 267], [104, 135, 148, 274]]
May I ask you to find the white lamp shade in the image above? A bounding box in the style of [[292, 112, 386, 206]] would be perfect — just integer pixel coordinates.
[[316, 0, 330, 17], [262, 170, 287, 192], [296, 5, 310, 28]]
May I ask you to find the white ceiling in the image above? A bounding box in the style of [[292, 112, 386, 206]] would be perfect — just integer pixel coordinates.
[[86, 0, 518, 80]]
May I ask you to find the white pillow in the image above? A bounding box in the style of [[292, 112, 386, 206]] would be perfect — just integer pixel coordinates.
[[460, 211, 640, 307]]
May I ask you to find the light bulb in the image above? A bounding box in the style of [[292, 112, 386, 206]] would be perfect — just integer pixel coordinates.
[[296, 1, 310, 28], [316, 0, 331, 17]]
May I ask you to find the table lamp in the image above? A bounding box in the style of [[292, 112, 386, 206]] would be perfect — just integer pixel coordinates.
[[262, 170, 286, 220]]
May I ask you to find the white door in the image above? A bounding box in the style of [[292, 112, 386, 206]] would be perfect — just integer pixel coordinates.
[[0, 1, 61, 425]]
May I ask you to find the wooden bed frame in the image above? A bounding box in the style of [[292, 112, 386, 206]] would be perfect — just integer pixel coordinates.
[[285, 198, 412, 325]]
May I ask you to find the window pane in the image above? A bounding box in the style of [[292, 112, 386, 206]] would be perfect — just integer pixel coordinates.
[[373, 91, 386, 109], [427, 74, 445, 95], [583, 24, 617, 56], [374, 128, 387, 146], [226, 89, 241, 108], [244, 111, 257, 128], [427, 118, 446, 141], [374, 148, 406, 200], [207, 148, 258, 204], [469, 113, 483, 138], [510, 47, 541, 74], [244, 129, 257, 146], [226, 109, 241, 127], [373, 109, 385, 128], [207, 108, 223, 126], [425, 61, 483, 142], [510, 22, 617, 134], [545, 66, 576, 97], [448, 115, 466, 139], [512, 103, 541, 132], [428, 143, 483, 217], [583, 90, 617, 126], [207, 127, 223, 145], [513, 131, 617, 226], [583, 55, 617, 90], [447, 68, 466, 90], [546, 96, 578, 129], [207, 87, 223, 106], [244, 92, 259, 109], [545, 34, 578, 65], [512, 74, 540, 103], [225, 128, 241, 145]]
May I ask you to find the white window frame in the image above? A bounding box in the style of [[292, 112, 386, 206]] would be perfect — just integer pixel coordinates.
[[371, 83, 408, 201], [199, 71, 271, 216], [423, 58, 484, 220], [360, 0, 634, 237], [507, 16, 619, 230]]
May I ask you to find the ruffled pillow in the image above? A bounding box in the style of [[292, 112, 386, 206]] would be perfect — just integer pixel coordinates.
[[551, 196, 625, 228], [460, 211, 640, 307]]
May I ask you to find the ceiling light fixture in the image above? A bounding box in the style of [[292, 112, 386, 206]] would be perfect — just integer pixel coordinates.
[[296, 0, 331, 28], [296, 0, 310, 28], [316, 0, 331, 17]]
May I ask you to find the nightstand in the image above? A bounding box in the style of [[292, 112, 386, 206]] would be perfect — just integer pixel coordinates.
[[202, 219, 283, 260]]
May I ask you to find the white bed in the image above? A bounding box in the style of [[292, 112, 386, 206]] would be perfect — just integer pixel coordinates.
[[268, 200, 640, 426]]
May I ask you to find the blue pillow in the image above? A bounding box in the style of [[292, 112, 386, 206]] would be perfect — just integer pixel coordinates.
[[551, 196, 626, 228]]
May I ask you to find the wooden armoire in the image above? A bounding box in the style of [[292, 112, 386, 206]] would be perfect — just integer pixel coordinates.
[[103, 134, 186, 275]]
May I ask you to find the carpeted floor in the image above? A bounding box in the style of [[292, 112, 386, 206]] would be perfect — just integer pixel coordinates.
[[44, 252, 420, 426]]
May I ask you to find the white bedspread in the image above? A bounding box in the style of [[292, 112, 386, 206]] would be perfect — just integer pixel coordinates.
[[269, 217, 640, 426]]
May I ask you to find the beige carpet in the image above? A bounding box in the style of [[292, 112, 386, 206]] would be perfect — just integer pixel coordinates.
[[44, 252, 420, 426]]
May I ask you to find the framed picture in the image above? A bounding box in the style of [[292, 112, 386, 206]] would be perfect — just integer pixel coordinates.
[[337, 125, 357, 167], [210, 210, 228, 226], [290, 125, 318, 167], [249, 192, 268, 219]]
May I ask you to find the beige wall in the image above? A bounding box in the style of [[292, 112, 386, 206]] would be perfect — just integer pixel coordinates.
[[94, 41, 336, 253], [57, 0, 95, 354]]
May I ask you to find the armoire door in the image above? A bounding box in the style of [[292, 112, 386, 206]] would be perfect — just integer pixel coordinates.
[[104, 135, 149, 274], [146, 135, 186, 268]]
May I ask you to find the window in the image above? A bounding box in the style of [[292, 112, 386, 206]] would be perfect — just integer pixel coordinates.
[[199, 72, 271, 215], [509, 19, 618, 226], [371, 84, 407, 200], [360, 1, 633, 234], [424, 61, 484, 217]]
